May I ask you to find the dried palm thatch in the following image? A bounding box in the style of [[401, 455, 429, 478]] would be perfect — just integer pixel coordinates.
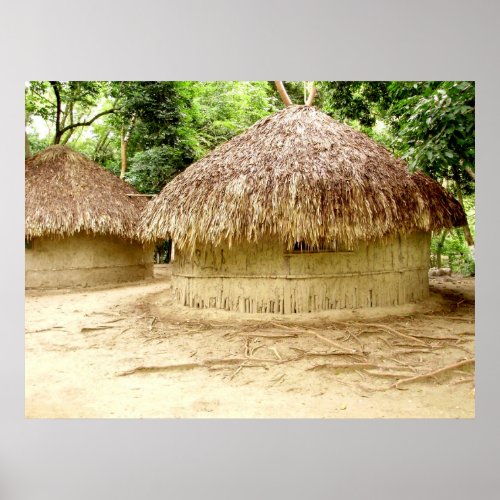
[[140, 105, 467, 251], [26, 145, 147, 241]]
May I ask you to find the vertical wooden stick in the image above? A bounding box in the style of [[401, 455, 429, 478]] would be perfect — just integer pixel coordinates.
[[274, 81, 293, 106], [305, 82, 317, 106]]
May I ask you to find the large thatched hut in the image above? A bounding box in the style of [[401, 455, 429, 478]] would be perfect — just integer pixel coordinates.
[[25, 145, 154, 289], [141, 105, 466, 314]]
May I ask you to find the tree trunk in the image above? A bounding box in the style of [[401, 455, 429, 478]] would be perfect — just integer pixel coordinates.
[[465, 167, 475, 181], [120, 116, 136, 179], [120, 125, 128, 179], [25, 130, 32, 159], [60, 132, 73, 144], [25, 110, 32, 159], [462, 219, 475, 247], [50, 81, 62, 144], [94, 130, 111, 160], [455, 183, 475, 247], [59, 101, 74, 144], [436, 230, 448, 269]]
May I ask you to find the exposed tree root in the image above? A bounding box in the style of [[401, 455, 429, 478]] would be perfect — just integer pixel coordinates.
[[313, 333, 358, 353], [289, 347, 364, 360], [26, 326, 65, 333], [117, 357, 280, 376], [407, 334, 466, 341], [421, 315, 474, 322], [236, 332, 298, 339], [389, 359, 475, 389], [358, 323, 429, 346], [307, 362, 378, 372], [81, 325, 116, 333], [111, 292, 475, 401]]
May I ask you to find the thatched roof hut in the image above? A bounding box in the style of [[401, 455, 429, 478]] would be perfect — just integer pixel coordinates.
[[141, 105, 466, 314], [26, 145, 147, 241], [141, 105, 465, 251], [25, 145, 153, 288]]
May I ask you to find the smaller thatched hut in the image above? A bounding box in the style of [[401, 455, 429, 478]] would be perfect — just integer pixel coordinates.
[[141, 105, 467, 314], [25, 145, 153, 289]]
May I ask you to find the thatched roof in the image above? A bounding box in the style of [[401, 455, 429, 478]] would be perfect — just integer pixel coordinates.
[[140, 105, 467, 251], [25, 145, 147, 241]]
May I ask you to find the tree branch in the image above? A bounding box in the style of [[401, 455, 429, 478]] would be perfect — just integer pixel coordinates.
[[58, 108, 118, 136], [53, 108, 119, 144], [94, 130, 111, 159], [30, 89, 57, 108]]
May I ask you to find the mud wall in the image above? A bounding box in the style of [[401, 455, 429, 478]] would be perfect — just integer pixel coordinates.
[[172, 232, 430, 313], [25, 232, 154, 289]]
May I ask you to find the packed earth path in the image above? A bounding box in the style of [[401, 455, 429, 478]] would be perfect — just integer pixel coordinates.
[[25, 265, 475, 418]]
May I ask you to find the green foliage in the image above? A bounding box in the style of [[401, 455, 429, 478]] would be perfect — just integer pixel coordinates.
[[316, 81, 390, 128], [317, 81, 475, 195], [281, 81, 308, 107], [386, 81, 475, 193], [186, 81, 279, 155], [154, 240, 173, 263], [25, 81, 51, 120], [26, 81, 112, 145], [461, 195, 475, 233], [430, 194, 475, 276], [125, 145, 188, 194], [115, 81, 280, 191], [26, 132, 50, 155], [113, 81, 186, 149], [430, 229, 475, 276]]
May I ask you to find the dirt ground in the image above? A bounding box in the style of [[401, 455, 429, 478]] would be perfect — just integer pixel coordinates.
[[25, 265, 475, 418]]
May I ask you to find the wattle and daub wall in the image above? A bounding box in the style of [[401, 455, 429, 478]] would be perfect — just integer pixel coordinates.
[[25, 232, 154, 289], [172, 232, 430, 314]]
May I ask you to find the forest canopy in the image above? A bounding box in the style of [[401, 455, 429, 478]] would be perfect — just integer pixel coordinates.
[[25, 80, 475, 273]]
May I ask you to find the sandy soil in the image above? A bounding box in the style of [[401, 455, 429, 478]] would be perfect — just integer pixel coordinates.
[[25, 265, 475, 418]]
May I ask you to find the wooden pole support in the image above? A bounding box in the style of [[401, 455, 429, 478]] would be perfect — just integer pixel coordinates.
[[305, 82, 317, 106], [274, 81, 293, 106]]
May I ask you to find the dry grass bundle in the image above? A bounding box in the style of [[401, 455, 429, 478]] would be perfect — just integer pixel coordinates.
[[25, 145, 147, 241], [140, 105, 466, 252]]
